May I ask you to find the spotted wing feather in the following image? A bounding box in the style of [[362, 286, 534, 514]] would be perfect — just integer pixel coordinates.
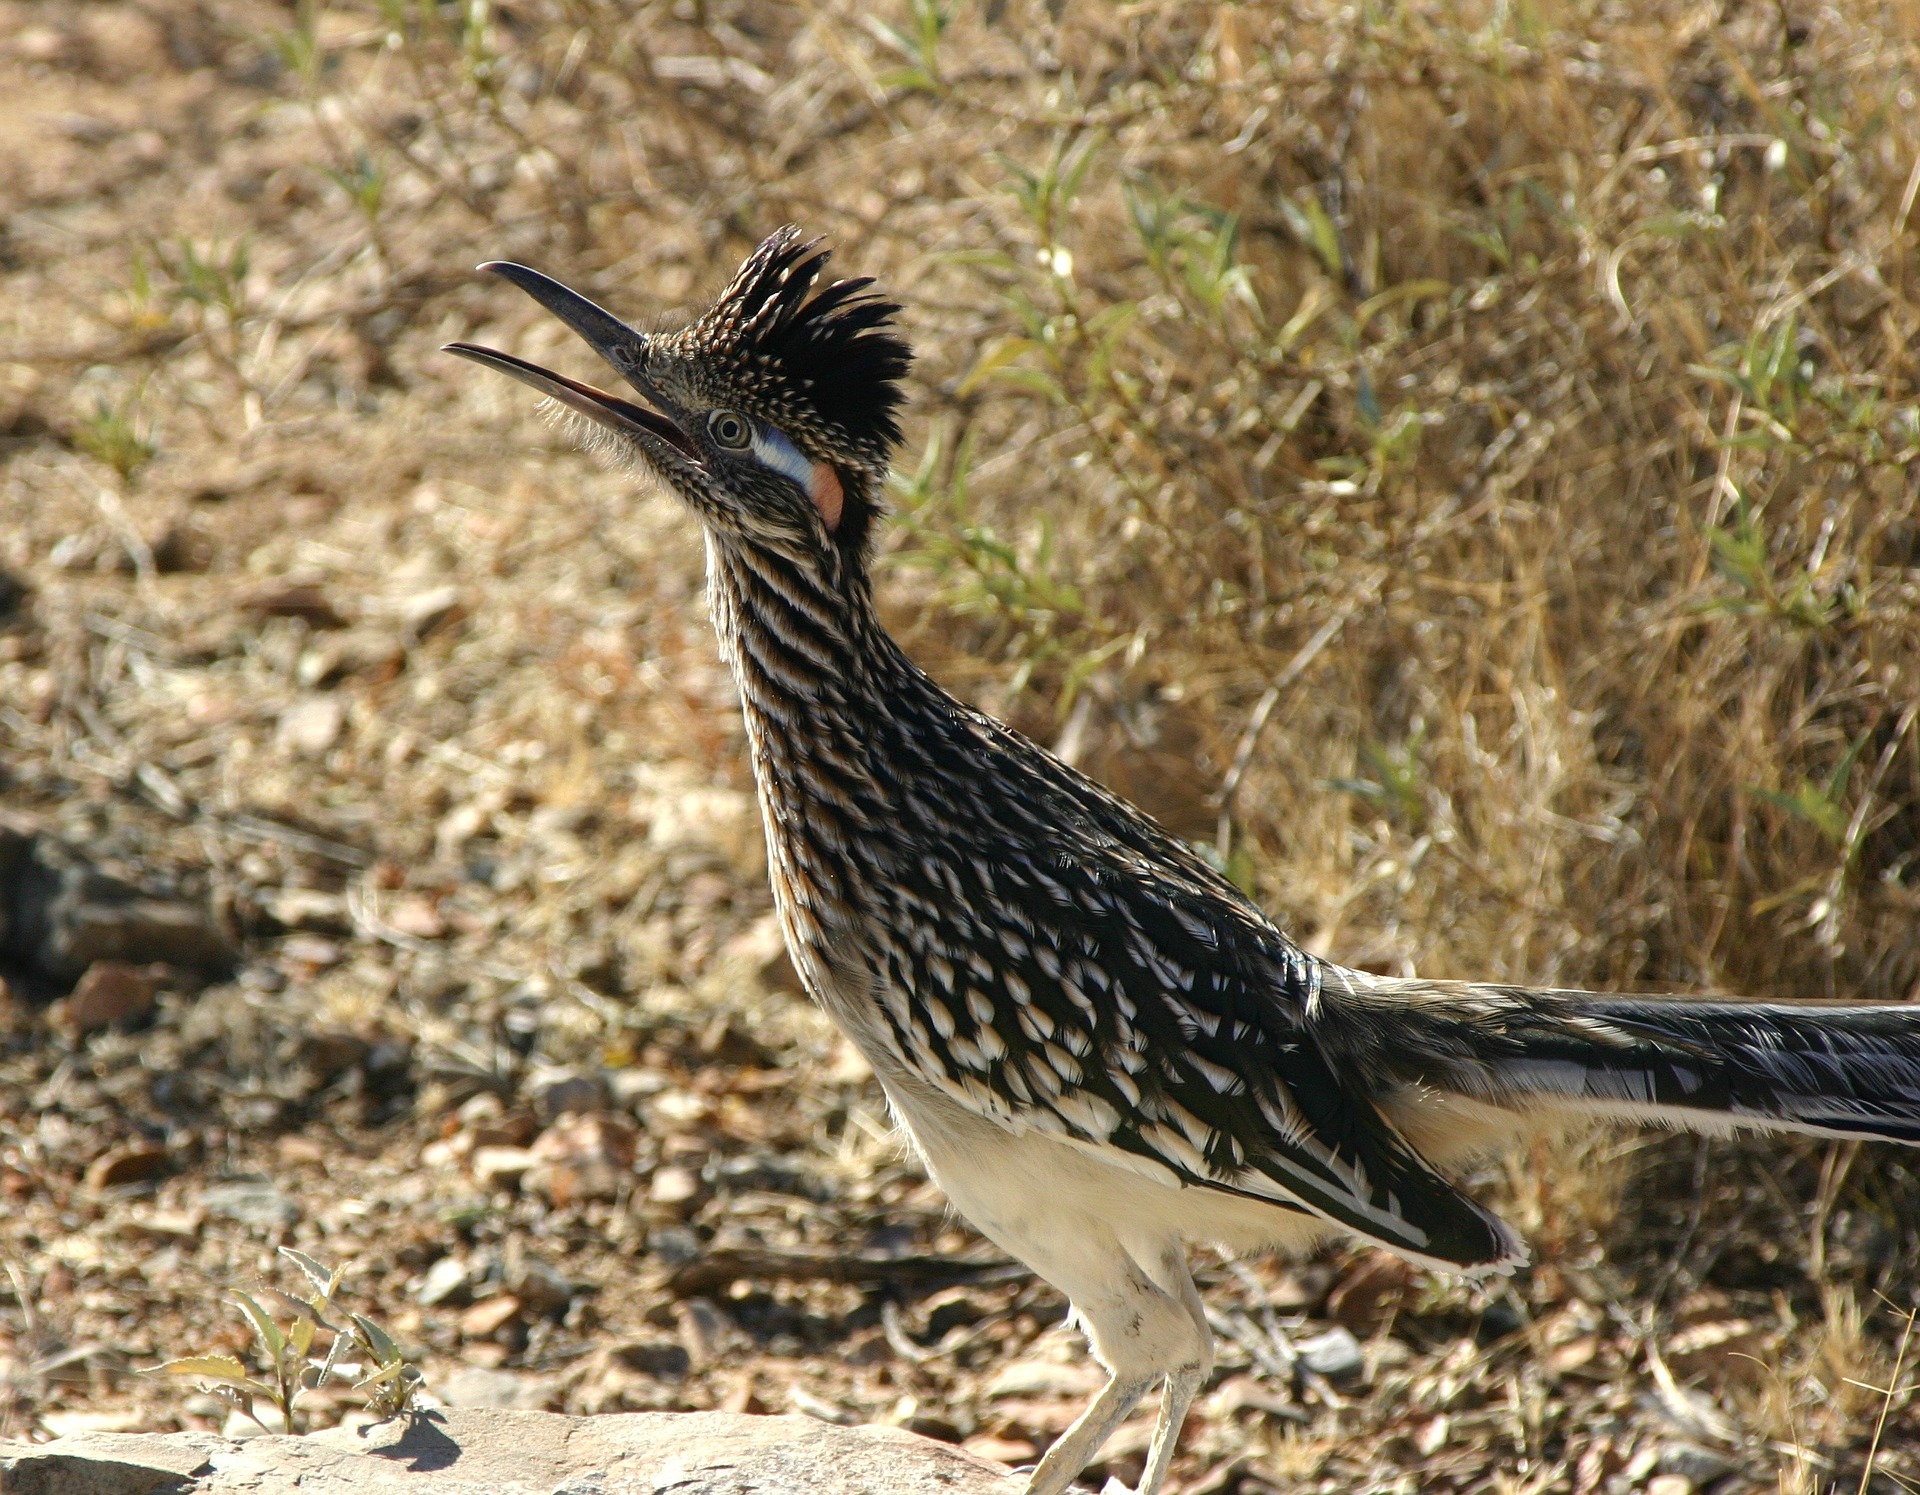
[[855, 699, 1524, 1274]]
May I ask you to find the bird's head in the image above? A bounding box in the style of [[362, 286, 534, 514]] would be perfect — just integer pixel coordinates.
[[445, 227, 911, 572]]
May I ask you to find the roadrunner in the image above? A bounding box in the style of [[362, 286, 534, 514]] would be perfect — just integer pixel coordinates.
[[448, 229, 1920, 1495]]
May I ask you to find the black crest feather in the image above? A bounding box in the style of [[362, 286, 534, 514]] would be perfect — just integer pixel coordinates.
[[694, 227, 913, 460]]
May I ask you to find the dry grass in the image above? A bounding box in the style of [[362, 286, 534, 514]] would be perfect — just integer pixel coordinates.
[[1, 0, 1919, 1489]]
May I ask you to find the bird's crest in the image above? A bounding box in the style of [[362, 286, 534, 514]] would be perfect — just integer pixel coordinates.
[[678, 226, 912, 468]]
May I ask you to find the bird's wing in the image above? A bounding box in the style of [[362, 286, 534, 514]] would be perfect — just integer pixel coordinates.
[[866, 719, 1524, 1274]]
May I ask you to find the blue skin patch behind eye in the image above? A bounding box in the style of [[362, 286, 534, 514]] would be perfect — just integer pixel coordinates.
[[750, 423, 816, 491]]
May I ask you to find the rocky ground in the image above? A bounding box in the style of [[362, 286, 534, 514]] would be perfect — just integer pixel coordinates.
[[1, 1, 1917, 1492]]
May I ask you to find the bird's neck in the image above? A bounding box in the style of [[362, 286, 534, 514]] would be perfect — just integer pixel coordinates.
[[704, 531, 908, 714], [704, 532, 933, 945], [706, 528, 932, 765]]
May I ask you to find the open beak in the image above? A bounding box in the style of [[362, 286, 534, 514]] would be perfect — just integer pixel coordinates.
[[442, 263, 693, 455]]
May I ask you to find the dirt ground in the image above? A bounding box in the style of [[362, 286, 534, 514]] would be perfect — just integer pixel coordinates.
[[0, 1, 1917, 1491]]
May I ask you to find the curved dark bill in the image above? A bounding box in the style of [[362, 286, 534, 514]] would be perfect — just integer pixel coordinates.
[[442, 342, 691, 454], [476, 262, 650, 393]]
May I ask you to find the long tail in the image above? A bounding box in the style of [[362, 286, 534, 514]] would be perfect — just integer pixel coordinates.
[[1317, 968, 1920, 1147]]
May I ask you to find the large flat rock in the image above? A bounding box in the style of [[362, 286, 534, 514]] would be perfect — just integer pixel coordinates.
[[0, 1408, 1024, 1495]]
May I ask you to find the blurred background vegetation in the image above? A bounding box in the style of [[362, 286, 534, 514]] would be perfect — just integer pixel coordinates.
[[1, 0, 1917, 1485]]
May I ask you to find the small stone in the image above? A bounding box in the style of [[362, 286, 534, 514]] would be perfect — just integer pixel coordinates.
[[277, 695, 344, 757], [398, 585, 464, 640], [648, 1166, 701, 1207], [1548, 1335, 1600, 1373], [1657, 1442, 1737, 1483], [962, 1434, 1036, 1465], [266, 889, 349, 933], [1294, 1326, 1365, 1380], [36, 1410, 149, 1437], [528, 1068, 610, 1123], [608, 1068, 667, 1112], [85, 1143, 168, 1189], [526, 1113, 638, 1206], [472, 1146, 539, 1189], [1412, 1415, 1449, 1455], [224, 1405, 289, 1438], [504, 1245, 574, 1317], [120, 1208, 202, 1241], [985, 1357, 1106, 1399], [13, 26, 68, 64], [56, 961, 156, 1033], [416, 1255, 472, 1307], [1325, 1252, 1413, 1335], [386, 896, 446, 940], [459, 1294, 523, 1339], [247, 583, 346, 628], [1646, 1477, 1693, 1495], [435, 1365, 546, 1410], [278, 933, 343, 968], [201, 1178, 300, 1229]]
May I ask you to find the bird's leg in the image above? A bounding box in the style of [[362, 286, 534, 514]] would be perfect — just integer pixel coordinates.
[[1128, 1361, 1204, 1495], [1023, 1371, 1155, 1495]]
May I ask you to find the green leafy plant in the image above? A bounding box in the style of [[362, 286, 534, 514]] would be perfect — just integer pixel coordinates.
[[1125, 180, 1259, 322], [150, 1248, 424, 1431], [271, 0, 323, 87], [1328, 731, 1431, 829], [152, 236, 252, 320], [327, 152, 389, 230], [1700, 498, 1841, 630], [1746, 730, 1872, 853], [869, 0, 952, 93], [892, 424, 1086, 626], [73, 394, 155, 481]]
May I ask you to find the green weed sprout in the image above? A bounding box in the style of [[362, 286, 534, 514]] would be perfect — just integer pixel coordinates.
[[149, 1248, 425, 1431]]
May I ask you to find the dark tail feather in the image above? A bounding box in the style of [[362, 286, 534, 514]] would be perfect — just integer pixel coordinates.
[[1555, 996, 1920, 1143], [1323, 971, 1920, 1146]]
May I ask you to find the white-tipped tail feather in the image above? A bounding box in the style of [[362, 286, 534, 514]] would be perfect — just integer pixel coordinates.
[[1322, 969, 1920, 1147]]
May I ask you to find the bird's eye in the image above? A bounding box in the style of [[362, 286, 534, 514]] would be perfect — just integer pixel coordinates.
[[707, 410, 751, 449]]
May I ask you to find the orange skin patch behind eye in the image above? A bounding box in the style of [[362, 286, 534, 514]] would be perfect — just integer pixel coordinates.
[[810, 462, 844, 532]]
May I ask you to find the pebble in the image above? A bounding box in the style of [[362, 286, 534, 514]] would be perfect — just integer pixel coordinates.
[[85, 1143, 169, 1189], [648, 1166, 701, 1207], [504, 1246, 574, 1316], [398, 585, 464, 640], [435, 1365, 546, 1410], [384, 896, 446, 940], [246, 583, 346, 628], [985, 1356, 1106, 1399], [1658, 1442, 1737, 1483], [277, 695, 345, 757], [201, 1178, 301, 1229], [1325, 1252, 1412, 1334], [458, 1294, 523, 1339], [472, 1146, 539, 1189], [265, 889, 349, 932], [224, 1405, 290, 1438], [962, 1434, 1036, 1465], [37, 1410, 149, 1437], [528, 1067, 611, 1123], [526, 1113, 637, 1206], [56, 961, 155, 1034], [1294, 1326, 1365, 1380], [416, 1255, 471, 1307]]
